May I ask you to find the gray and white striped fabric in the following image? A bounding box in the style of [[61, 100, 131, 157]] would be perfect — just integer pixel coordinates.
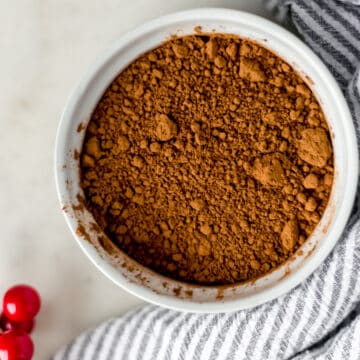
[[54, 1, 360, 359]]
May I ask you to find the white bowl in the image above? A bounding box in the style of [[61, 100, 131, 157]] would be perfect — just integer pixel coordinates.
[[55, 8, 358, 313]]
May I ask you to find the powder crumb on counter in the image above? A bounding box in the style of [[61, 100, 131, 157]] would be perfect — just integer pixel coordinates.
[[80, 35, 333, 285]]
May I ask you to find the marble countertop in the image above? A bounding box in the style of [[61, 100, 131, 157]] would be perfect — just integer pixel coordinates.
[[0, 0, 271, 358]]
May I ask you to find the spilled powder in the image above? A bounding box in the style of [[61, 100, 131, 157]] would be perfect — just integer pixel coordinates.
[[80, 35, 333, 285]]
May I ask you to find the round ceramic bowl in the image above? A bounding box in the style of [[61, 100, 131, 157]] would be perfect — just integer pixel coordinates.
[[55, 8, 358, 313]]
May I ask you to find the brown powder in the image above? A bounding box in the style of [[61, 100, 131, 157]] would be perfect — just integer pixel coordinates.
[[80, 35, 333, 285]]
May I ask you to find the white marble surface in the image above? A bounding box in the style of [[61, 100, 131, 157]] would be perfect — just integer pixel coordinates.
[[0, 0, 272, 358]]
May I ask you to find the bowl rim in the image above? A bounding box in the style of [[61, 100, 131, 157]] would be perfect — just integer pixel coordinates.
[[55, 8, 359, 313]]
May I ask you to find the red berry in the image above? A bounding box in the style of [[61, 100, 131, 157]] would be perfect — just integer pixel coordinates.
[[3, 285, 41, 322], [0, 313, 35, 334], [0, 330, 34, 360]]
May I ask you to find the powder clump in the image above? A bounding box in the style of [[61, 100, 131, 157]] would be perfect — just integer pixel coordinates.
[[298, 128, 332, 167], [155, 114, 178, 142], [281, 219, 299, 251], [252, 154, 286, 187], [239, 58, 266, 82]]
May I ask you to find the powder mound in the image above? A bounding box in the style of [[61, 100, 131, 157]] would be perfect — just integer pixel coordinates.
[[155, 114, 178, 142], [80, 35, 333, 285], [298, 128, 332, 167]]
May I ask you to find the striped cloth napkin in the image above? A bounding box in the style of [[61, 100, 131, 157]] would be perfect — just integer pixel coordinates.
[[54, 0, 360, 359]]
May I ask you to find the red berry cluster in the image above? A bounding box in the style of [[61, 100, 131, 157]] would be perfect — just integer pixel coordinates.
[[0, 285, 41, 360]]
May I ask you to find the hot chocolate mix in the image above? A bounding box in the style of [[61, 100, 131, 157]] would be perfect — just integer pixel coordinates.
[[80, 35, 333, 285]]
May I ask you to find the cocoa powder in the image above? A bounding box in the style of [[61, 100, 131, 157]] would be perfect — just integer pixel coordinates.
[[80, 35, 333, 285]]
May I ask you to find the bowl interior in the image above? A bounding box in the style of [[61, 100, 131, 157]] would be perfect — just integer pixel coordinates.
[[55, 9, 358, 312]]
